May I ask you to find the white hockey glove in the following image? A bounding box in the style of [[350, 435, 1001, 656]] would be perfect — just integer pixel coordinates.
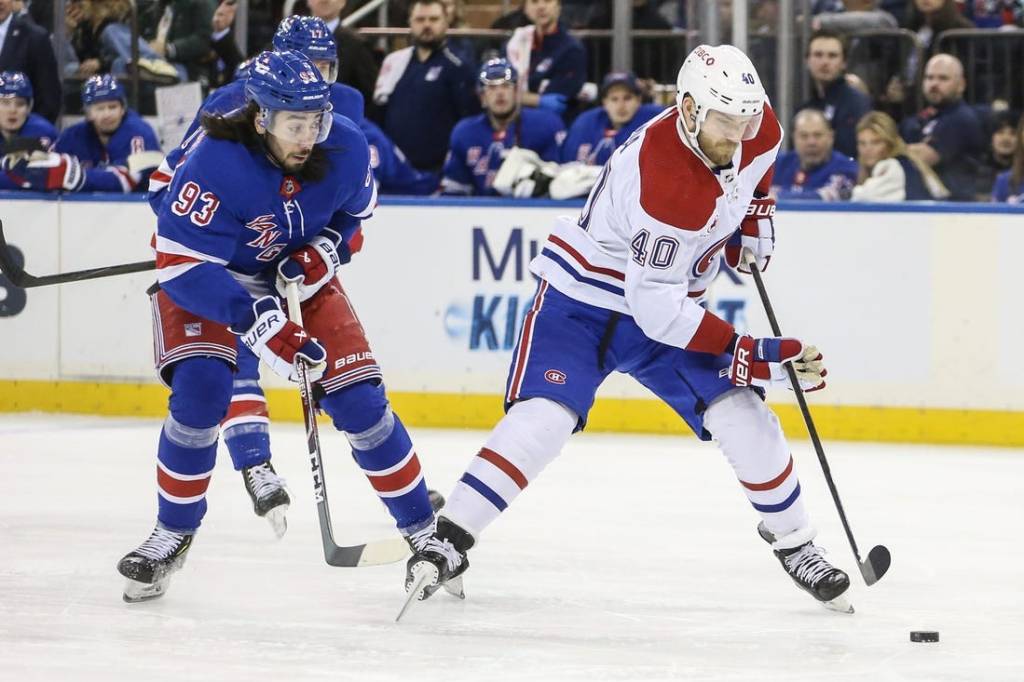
[[549, 162, 603, 200], [230, 296, 327, 383], [275, 234, 343, 303], [493, 147, 558, 198]]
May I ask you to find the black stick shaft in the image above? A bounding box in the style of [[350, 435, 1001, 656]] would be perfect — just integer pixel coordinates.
[[746, 262, 865, 563]]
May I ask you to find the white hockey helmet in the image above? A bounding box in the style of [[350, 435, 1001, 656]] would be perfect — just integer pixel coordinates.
[[675, 44, 766, 141]]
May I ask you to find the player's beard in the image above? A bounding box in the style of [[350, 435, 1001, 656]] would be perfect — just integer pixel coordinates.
[[412, 32, 443, 51], [698, 131, 739, 167]]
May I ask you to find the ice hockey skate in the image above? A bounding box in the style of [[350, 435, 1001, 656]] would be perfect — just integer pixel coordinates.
[[396, 517, 474, 621], [242, 461, 290, 538], [758, 522, 853, 613], [117, 525, 194, 603]]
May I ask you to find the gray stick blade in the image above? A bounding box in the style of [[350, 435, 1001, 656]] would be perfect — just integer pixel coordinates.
[[859, 545, 892, 586]]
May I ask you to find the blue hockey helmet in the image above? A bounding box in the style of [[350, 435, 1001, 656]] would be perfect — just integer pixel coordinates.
[[245, 50, 333, 145], [0, 71, 33, 104], [233, 57, 255, 82], [273, 16, 338, 83], [478, 58, 518, 90], [81, 74, 126, 107]]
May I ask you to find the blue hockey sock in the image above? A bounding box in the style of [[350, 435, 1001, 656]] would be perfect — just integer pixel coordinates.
[[221, 348, 272, 471], [320, 382, 433, 534], [157, 358, 231, 532]]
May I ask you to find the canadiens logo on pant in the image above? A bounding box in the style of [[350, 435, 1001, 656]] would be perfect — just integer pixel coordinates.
[[544, 369, 567, 384]]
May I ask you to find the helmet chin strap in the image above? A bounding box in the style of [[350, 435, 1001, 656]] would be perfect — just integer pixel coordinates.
[[676, 107, 718, 169]]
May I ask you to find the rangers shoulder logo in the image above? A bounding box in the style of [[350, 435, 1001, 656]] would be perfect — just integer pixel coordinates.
[[544, 369, 567, 385]]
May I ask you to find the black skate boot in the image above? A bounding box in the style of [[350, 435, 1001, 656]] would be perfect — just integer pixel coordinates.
[[758, 522, 852, 613], [117, 525, 194, 603], [427, 488, 445, 513], [242, 460, 290, 538], [396, 517, 474, 621]]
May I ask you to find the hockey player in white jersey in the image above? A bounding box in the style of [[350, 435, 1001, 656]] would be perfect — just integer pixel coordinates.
[[401, 44, 852, 615]]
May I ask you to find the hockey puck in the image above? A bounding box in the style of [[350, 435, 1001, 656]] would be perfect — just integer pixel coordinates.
[[910, 631, 939, 643]]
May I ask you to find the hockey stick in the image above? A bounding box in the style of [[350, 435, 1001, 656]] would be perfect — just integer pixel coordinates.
[[284, 281, 411, 567], [0, 219, 155, 288], [743, 253, 891, 586]]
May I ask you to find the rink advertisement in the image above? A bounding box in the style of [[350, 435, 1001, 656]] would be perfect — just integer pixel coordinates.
[[1, 194, 1022, 446]]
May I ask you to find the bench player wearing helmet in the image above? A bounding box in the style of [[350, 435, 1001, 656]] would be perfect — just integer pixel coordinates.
[[401, 44, 851, 615], [117, 50, 442, 602]]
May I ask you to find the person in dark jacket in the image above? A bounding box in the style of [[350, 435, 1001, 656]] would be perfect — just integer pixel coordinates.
[[0, 0, 61, 122], [307, 0, 380, 113]]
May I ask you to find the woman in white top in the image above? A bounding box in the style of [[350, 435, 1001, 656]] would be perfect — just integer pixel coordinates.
[[851, 111, 949, 202]]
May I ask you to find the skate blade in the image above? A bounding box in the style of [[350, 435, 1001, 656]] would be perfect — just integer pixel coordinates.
[[396, 563, 438, 622], [122, 577, 171, 603], [264, 504, 289, 539], [823, 594, 855, 614], [443, 575, 465, 600]]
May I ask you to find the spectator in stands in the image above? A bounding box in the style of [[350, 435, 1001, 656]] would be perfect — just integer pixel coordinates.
[[963, 0, 1024, 28], [811, 0, 898, 31], [361, 117, 438, 194], [559, 71, 663, 166], [772, 108, 858, 201], [440, 0, 475, 64], [65, 0, 124, 79], [991, 113, 1024, 202], [51, 75, 162, 192], [796, 29, 871, 158], [0, 0, 61, 123], [904, 0, 973, 57], [851, 110, 949, 201], [374, 0, 479, 173], [102, 0, 216, 84], [491, 2, 529, 29], [975, 109, 1019, 200], [505, 0, 587, 120], [202, 0, 243, 89], [899, 53, 985, 201], [307, 0, 380, 109], [441, 58, 564, 195]]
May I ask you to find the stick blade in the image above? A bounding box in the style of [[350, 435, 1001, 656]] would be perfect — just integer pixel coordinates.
[[859, 545, 891, 586], [323, 537, 410, 568]]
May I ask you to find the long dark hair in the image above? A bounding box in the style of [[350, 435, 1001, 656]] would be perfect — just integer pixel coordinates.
[[200, 101, 330, 182]]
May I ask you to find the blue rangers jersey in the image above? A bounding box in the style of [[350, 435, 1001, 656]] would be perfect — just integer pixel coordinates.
[[771, 149, 857, 201], [53, 109, 161, 192], [441, 108, 565, 195], [559, 103, 664, 166], [360, 118, 437, 195], [150, 80, 364, 209], [0, 113, 59, 190], [154, 112, 376, 328]]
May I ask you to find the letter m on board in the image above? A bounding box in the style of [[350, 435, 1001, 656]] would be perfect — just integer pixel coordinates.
[[473, 227, 523, 282]]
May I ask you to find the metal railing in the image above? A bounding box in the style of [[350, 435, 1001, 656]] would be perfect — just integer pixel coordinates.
[[935, 29, 1024, 111], [846, 29, 924, 120]]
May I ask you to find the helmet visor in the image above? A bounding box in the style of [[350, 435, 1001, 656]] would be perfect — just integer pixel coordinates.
[[702, 109, 761, 142], [264, 105, 333, 145], [312, 58, 338, 84]]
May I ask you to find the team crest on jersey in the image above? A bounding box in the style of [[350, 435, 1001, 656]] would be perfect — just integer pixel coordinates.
[[184, 322, 202, 337], [467, 147, 481, 165], [425, 66, 443, 81], [544, 369, 567, 385], [691, 232, 731, 278], [280, 176, 302, 199]]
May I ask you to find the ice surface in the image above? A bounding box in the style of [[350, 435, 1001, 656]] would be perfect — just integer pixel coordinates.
[[1, 414, 1021, 681]]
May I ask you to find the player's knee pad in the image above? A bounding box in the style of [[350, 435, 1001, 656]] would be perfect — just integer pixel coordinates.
[[167, 357, 234, 429], [705, 388, 784, 447], [320, 380, 390, 442], [489, 397, 577, 479]]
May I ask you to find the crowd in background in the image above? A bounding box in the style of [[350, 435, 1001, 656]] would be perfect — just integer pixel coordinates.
[[1, 0, 1023, 203]]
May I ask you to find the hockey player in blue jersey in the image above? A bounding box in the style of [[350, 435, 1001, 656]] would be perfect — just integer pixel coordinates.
[[117, 50, 443, 602], [0, 71, 58, 191], [50, 75, 162, 192], [440, 58, 564, 196], [560, 72, 664, 166]]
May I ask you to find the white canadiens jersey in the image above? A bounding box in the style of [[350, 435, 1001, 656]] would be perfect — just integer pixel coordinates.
[[530, 104, 782, 354]]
